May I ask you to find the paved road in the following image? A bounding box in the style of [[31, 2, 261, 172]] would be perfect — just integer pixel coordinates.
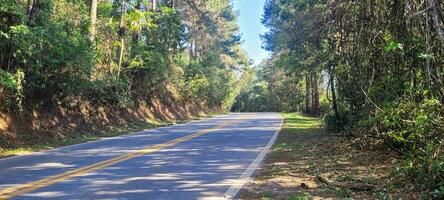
[[0, 113, 282, 200]]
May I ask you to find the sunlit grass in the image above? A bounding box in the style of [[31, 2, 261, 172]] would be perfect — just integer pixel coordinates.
[[259, 113, 323, 174], [1, 148, 35, 157], [239, 112, 323, 199], [276, 113, 323, 138], [282, 113, 321, 129]]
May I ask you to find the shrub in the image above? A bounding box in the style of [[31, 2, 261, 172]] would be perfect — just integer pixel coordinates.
[[369, 98, 444, 194], [84, 76, 133, 107], [323, 102, 350, 133], [373, 99, 444, 152], [0, 69, 24, 112]]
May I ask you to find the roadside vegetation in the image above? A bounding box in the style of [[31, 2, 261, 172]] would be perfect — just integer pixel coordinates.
[[0, 0, 248, 151], [240, 113, 400, 199], [1, 0, 444, 198], [234, 0, 444, 199]]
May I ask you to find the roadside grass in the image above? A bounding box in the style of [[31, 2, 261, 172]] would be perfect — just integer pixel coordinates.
[[261, 113, 322, 178], [0, 114, 214, 158], [239, 113, 327, 199], [239, 113, 396, 199]]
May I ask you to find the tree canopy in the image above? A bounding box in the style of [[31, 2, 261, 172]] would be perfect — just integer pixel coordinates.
[[0, 0, 248, 113], [2, 0, 444, 197], [232, 0, 444, 196]]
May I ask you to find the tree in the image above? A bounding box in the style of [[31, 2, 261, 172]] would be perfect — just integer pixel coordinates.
[[117, 0, 126, 76], [0, 0, 248, 113], [241, 0, 444, 195], [90, 0, 97, 42]]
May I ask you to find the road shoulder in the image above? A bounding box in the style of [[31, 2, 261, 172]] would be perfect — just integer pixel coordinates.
[[238, 113, 397, 199]]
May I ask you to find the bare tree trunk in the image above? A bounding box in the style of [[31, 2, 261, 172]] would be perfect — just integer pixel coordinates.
[[118, 38, 124, 77], [152, 0, 157, 11], [131, 0, 141, 52], [425, 11, 432, 88], [189, 40, 194, 62], [311, 73, 320, 116], [117, 0, 126, 77], [305, 74, 311, 113], [90, 0, 98, 42], [27, 0, 33, 15], [27, 0, 38, 25], [329, 65, 341, 125], [429, 0, 444, 42]]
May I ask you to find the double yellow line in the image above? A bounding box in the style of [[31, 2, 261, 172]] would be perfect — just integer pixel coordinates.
[[0, 118, 241, 199]]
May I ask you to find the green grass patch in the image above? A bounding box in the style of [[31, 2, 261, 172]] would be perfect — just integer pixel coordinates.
[[273, 113, 322, 151], [289, 192, 314, 200], [282, 112, 321, 130], [258, 113, 322, 178], [259, 191, 275, 200]]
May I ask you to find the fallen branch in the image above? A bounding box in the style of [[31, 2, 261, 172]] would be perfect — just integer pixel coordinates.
[[315, 175, 375, 191], [412, 6, 432, 16], [360, 86, 382, 112]]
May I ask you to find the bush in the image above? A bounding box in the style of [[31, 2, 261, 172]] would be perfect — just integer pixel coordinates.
[[323, 102, 350, 133], [0, 69, 24, 112], [400, 143, 444, 193], [84, 76, 133, 107], [373, 99, 444, 152], [367, 98, 444, 195]]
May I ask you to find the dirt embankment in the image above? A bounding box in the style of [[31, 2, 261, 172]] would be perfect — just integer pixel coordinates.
[[0, 92, 221, 150]]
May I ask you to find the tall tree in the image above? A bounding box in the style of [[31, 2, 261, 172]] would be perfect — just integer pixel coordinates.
[[151, 0, 156, 11], [117, 0, 126, 76], [90, 0, 98, 42]]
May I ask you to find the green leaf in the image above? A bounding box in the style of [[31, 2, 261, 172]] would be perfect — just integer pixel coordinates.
[[384, 41, 403, 52]]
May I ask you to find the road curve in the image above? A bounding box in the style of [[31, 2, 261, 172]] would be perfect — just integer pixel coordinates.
[[0, 113, 282, 200]]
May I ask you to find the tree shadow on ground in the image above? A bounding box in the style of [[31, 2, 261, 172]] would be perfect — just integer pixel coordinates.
[[239, 113, 396, 200]]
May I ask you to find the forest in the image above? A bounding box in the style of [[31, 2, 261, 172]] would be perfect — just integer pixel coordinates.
[[0, 0, 249, 147], [232, 0, 444, 198], [0, 0, 250, 112], [1, 0, 444, 198]]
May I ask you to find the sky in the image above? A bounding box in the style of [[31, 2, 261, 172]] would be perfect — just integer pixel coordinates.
[[232, 0, 269, 65]]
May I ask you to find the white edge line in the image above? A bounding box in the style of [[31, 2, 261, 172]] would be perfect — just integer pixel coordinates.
[[223, 113, 284, 199]]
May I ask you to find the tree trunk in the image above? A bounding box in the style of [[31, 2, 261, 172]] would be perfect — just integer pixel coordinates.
[[311, 73, 320, 116], [329, 65, 341, 125], [27, 0, 38, 25], [90, 0, 98, 42], [26, 0, 33, 16], [305, 74, 311, 113], [428, 0, 444, 42], [117, 0, 126, 77], [152, 0, 157, 11], [189, 40, 194, 63], [131, 0, 141, 50], [118, 38, 124, 77]]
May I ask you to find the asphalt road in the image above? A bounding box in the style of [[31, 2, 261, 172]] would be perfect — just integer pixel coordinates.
[[0, 113, 282, 200]]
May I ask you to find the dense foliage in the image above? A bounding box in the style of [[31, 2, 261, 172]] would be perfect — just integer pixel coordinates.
[[0, 0, 248, 113], [233, 0, 444, 196], [3, 0, 444, 196]]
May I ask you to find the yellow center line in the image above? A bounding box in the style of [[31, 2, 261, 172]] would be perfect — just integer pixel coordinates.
[[0, 118, 245, 199]]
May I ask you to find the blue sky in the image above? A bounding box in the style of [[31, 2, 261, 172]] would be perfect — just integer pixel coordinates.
[[232, 0, 269, 65]]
